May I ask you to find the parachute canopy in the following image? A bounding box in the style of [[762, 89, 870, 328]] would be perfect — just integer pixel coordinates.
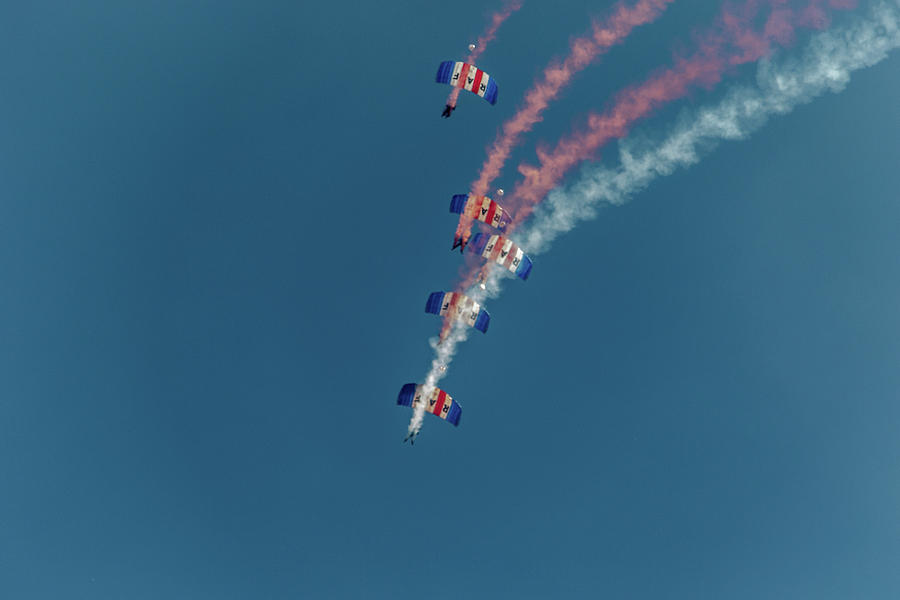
[[397, 383, 461, 426], [450, 194, 510, 231], [425, 291, 490, 333], [468, 233, 533, 280], [436, 61, 498, 105]]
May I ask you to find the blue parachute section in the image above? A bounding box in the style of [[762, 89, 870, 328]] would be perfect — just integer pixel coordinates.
[[484, 80, 499, 105], [468, 233, 533, 281], [397, 383, 418, 407], [517, 255, 534, 280], [475, 311, 491, 332], [468, 233, 489, 254], [435, 61, 499, 105], [424, 292, 444, 314], [449, 194, 468, 214], [468, 233, 487, 252], [397, 383, 462, 426], [424, 291, 490, 333], [435, 61, 455, 83]]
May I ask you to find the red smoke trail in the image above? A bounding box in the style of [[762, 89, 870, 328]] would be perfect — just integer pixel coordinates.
[[445, 0, 524, 110], [506, 0, 855, 226], [462, 0, 675, 228], [451, 0, 854, 294]]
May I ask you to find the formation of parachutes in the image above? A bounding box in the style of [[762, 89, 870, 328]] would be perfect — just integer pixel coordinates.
[[397, 49, 535, 440]]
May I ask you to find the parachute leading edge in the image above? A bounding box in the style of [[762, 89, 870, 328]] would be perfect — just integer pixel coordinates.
[[468, 233, 533, 280], [425, 291, 490, 333]]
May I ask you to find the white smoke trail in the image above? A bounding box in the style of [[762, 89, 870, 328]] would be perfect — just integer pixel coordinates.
[[408, 320, 471, 436], [406, 268, 509, 438], [518, 0, 900, 254], [409, 0, 900, 440]]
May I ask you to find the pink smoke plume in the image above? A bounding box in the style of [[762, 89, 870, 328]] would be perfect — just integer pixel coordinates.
[[452, 0, 854, 293], [455, 0, 676, 243], [475, 1, 675, 193], [445, 0, 524, 110], [506, 0, 855, 225]]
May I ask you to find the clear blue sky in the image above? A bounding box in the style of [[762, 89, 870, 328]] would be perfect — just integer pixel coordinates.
[[1, 1, 898, 598]]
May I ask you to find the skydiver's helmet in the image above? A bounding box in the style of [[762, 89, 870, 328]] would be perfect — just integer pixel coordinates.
[[468, 43, 476, 51], [496, 188, 504, 196]]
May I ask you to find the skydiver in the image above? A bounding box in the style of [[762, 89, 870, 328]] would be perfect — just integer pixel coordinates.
[[403, 431, 418, 445], [452, 236, 466, 253], [441, 104, 456, 118]]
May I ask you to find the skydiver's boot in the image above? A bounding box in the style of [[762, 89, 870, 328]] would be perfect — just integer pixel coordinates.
[[442, 105, 454, 118]]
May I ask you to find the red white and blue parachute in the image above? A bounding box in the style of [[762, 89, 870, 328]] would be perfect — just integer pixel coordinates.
[[468, 233, 533, 280], [436, 61, 499, 105], [425, 291, 490, 333], [397, 383, 461, 426], [450, 194, 510, 231]]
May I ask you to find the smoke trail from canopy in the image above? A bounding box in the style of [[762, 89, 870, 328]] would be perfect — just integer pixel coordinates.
[[461, 0, 676, 229], [517, 0, 899, 256], [410, 0, 899, 440], [445, 0, 524, 110], [454, 0, 855, 297], [507, 0, 856, 225], [450, 0, 679, 285], [468, 0, 523, 64]]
